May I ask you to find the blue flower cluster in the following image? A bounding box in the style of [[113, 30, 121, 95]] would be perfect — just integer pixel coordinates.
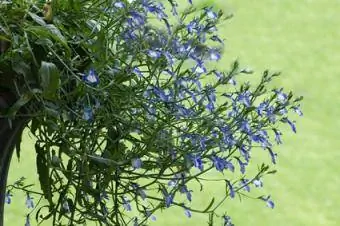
[[10, 0, 303, 225]]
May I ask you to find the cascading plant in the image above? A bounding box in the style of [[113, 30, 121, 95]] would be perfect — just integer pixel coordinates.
[[0, 0, 303, 225]]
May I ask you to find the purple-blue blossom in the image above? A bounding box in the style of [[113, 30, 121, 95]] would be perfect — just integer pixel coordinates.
[[274, 88, 288, 103], [240, 179, 250, 192], [82, 69, 99, 86], [131, 158, 142, 169], [267, 148, 277, 164], [63, 200, 70, 212], [184, 208, 192, 218], [180, 185, 192, 202], [5, 191, 12, 204], [146, 210, 157, 221], [211, 35, 224, 44], [114, 2, 125, 8], [253, 179, 263, 188], [205, 7, 218, 20], [260, 196, 275, 209], [164, 194, 173, 208], [83, 107, 93, 121], [211, 155, 228, 172], [273, 129, 283, 145], [191, 155, 204, 171], [122, 196, 132, 211], [132, 67, 143, 77], [147, 49, 162, 59], [236, 158, 247, 174], [223, 215, 234, 226], [192, 63, 207, 75], [293, 105, 303, 116], [209, 49, 221, 61], [25, 194, 34, 209], [284, 118, 297, 133], [25, 215, 31, 226], [226, 180, 235, 198]]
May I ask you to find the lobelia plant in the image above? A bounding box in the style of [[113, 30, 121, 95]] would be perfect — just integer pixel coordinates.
[[0, 0, 303, 226]]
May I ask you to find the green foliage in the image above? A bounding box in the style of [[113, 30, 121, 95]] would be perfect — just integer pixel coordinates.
[[1, 0, 303, 226]]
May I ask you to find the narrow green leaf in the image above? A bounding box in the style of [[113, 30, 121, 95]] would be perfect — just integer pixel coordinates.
[[267, 170, 277, 175], [39, 61, 60, 100], [35, 143, 53, 206], [45, 24, 66, 42], [28, 12, 46, 26], [7, 92, 32, 117], [203, 198, 215, 212], [15, 123, 25, 160]]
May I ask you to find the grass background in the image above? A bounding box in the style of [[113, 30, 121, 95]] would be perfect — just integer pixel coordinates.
[[4, 0, 340, 225]]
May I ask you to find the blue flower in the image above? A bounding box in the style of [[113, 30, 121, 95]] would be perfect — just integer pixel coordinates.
[[211, 155, 227, 172], [164, 51, 175, 65], [164, 194, 173, 208], [192, 63, 207, 74], [146, 210, 157, 221], [236, 158, 247, 174], [267, 148, 277, 164], [228, 78, 236, 86], [240, 179, 250, 192], [191, 155, 204, 171], [122, 196, 132, 211], [279, 107, 288, 115], [25, 215, 31, 226], [100, 191, 109, 201], [171, 4, 178, 16], [238, 91, 251, 107], [132, 183, 147, 200], [205, 101, 214, 112], [223, 215, 234, 226], [184, 208, 192, 218], [187, 19, 199, 33], [5, 191, 12, 204], [240, 120, 251, 134], [132, 67, 143, 77], [284, 118, 297, 133], [131, 158, 142, 169], [147, 49, 162, 59], [153, 87, 170, 102], [180, 185, 192, 202], [211, 35, 224, 44], [209, 49, 221, 61], [204, 7, 218, 20], [260, 195, 275, 209], [274, 88, 288, 103], [62, 200, 70, 213], [257, 101, 268, 116], [25, 194, 34, 209], [225, 160, 235, 172], [251, 132, 270, 149], [129, 11, 146, 27], [177, 105, 193, 118], [253, 179, 263, 188], [226, 180, 235, 198], [82, 69, 99, 86], [273, 129, 282, 145], [293, 105, 303, 116], [101, 204, 108, 216], [266, 106, 277, 123], [83, 107, 93, 121], [213, 70, 223, 80], [114, 2, 125, 8], [143, 1, 167, 20]]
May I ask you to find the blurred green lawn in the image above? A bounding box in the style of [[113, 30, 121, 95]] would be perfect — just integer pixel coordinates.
[[5, 0, 340, 225]]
